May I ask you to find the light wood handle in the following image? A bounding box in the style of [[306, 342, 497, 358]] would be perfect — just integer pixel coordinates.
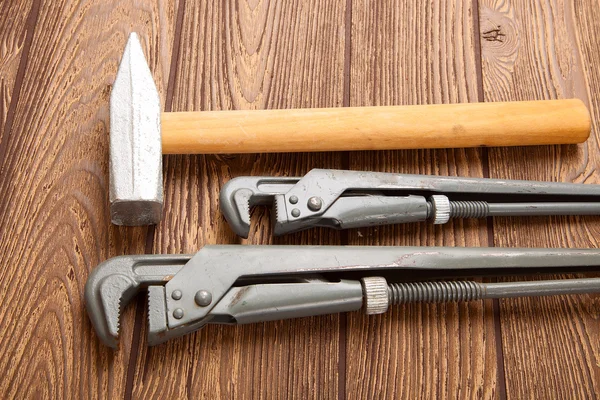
[[161, 99, 590, 154]]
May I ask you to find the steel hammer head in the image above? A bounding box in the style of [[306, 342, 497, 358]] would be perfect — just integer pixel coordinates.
[[110, 33, 162, 225]]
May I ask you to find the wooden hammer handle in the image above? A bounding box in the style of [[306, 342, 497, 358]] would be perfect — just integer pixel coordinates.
[[161, 99, 590, 154]]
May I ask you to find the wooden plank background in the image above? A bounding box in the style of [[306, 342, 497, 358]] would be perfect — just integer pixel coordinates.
[[0, 0, 598, 398]]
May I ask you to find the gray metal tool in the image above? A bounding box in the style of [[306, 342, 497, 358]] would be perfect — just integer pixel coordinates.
[[85, 245, 600, 348], [220, 169, 600, 237]]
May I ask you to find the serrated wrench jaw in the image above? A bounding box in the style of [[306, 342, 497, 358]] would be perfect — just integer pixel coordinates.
[[84, 255, 189, 348], [220, 176, 306, 237], [84, 257, 139, 348], [220, 176, 292, 238], [272, 195, 289, 235], [146, 285, 214, 346], [219, 183, 253, 238]]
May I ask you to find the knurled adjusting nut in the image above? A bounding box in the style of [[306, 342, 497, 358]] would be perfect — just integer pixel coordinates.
[[361, 277, 389, 315], [430, 195, 450, 225]]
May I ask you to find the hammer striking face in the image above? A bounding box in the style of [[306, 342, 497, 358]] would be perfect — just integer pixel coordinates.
[[110, 33, 162, 225]]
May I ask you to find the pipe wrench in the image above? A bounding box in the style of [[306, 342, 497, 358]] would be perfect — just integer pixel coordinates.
[[85, 245, 600, 347], [220, 169, 600, 237]]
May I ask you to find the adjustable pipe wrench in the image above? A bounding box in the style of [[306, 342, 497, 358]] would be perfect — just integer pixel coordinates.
[[85, 246, 600, 348], [220, 169, 600, 237]]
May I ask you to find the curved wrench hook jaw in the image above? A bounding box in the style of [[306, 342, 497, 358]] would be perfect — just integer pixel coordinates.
[[220, 176, 300, 238], [219, 182, 253, 238], [84, 255, 189, 348]]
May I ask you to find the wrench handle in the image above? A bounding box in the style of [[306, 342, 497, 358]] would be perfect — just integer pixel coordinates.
[[161, 99, 590, 154]]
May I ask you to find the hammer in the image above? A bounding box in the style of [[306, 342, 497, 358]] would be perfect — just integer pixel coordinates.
[[110, 33, 591, 226]]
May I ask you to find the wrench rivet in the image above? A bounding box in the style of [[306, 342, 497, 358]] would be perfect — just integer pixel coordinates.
[[289, 195, 299, 204], [307, 196, 322, 211], [173, 308, 184, 319], [291, 208, 301, 218], [194, 290, 212, 307], [171, 290, 182, 300]]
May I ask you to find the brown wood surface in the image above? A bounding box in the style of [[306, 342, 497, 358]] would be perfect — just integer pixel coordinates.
[[0, 1, 598, 399], [346, 1, 497, 399], [480, 0, 600, 397]]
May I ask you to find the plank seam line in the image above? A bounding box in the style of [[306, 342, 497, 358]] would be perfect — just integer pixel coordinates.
[[471, 1, 508, 398], [123, 0, 188, 397], [0, 0, 41, 205], [339, 0, 352, 399], [165, 0, 187, 114], [471, 0, 485, 104], [123, 293, 150, 400]]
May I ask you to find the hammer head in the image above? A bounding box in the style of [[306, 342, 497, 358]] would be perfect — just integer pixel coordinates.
[[110, 33, 162, 225]]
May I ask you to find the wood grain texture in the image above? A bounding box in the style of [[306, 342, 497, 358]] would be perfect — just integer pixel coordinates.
[[345, 1, 497, 399], [0, 0, 32, 132], [480, 0, 600, 397], [129, 1, 347, 399], [0, 1, 178, 398], [2, 0, 600, 398]]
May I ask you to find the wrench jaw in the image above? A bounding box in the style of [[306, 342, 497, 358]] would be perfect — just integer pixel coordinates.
[[146, 286, 213, 346], [222, 182, 333, 237], [272, 194, 295, 235], [84, 255, 189, 348], [220, 185, 252, 238], [220, 176, 299, 238], [272, 201, 324, 235], [84, 257, 142, 348]]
